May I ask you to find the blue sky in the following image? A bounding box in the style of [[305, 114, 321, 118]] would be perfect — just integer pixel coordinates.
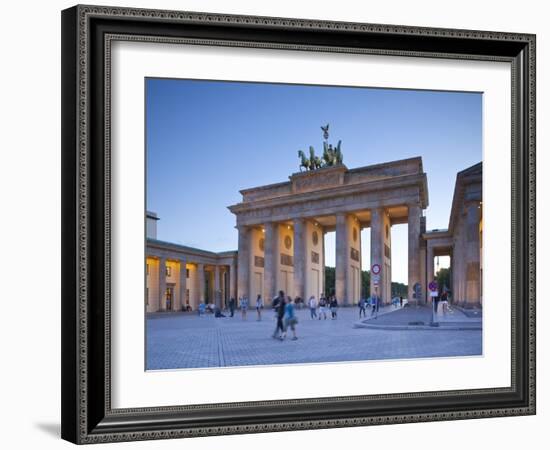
[[146, 78, 482, 283]]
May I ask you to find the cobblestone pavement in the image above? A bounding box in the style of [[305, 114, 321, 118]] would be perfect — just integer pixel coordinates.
[[146, 306, 482, 370], [360, 304, 482, 326]]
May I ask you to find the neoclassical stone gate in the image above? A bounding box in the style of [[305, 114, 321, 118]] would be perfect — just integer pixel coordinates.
[[228, 157, 429, 305], [144, 159, 482, 312]]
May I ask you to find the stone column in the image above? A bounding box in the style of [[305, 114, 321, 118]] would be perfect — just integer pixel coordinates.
[[335, 213, 348, 303], [370, 208, 383, 301], [237, 226, 250, 299], [229, 258, 237, 301], [178, 257, 187, 311], [158, 256, 166, 311], [293, 218, 306, 301], [452, 222, 463, 304], [407, 204, 421, 304], [426, 245, 434, 304], [197, 263, 205, 303], [214, 265, 221, 307], [465, 202, 481, 306], [321, 228, 326, 296], [263, 222, 278, 302]]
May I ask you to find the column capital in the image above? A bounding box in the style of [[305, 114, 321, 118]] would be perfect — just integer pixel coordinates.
[[292, 217, 305, 226], [263, 221, 278, 232], [370, 207, 384, 219], [335, 212, 348, 225]]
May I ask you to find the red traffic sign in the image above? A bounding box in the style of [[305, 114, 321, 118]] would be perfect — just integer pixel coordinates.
[[371, 264, 381, 275], [429, 281, 438, 292]]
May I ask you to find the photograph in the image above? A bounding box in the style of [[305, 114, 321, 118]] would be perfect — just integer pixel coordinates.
[[144, 78, 484, 371], [57, 3, 536, 444]]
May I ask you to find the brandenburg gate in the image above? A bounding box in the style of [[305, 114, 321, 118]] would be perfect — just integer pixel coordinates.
[[228, 157, 429, 305]]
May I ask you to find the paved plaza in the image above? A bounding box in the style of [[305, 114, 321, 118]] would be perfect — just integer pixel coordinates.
[[146, 306, 482, 370]]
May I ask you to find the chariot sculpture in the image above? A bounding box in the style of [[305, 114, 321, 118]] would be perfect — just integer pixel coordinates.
[[298, 123, 343, 171]]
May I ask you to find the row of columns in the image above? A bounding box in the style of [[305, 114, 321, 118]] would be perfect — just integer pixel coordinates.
[[238, 217, 315, 303], [237, 204, 423, 305], [154, 258, 237, 311], [451, 201, 481, 306], [425, 201, 481, 306]]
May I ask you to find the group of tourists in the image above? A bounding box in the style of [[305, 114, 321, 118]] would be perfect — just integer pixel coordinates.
[[202, 290, 391, 341], [306, 294, 339, 320], [225, 295, 265, 321], [357, 294, 382, 318]]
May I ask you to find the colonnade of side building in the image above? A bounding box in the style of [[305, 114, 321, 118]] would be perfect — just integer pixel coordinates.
[[145, 238, 237, 313]]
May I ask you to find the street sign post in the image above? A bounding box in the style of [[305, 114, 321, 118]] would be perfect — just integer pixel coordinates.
[[372, 264, 381, 310], [413, 282, 422, 307]]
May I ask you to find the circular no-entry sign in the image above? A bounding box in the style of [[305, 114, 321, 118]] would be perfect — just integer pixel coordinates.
[[429, 281, 438, 292], [371, 264, 381, 275]]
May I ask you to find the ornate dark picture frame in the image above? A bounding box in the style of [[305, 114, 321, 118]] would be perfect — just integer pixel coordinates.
[[61, 4, 536, 444]]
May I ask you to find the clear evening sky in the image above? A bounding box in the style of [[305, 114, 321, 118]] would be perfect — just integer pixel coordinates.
[[146, 78, 482, 283]]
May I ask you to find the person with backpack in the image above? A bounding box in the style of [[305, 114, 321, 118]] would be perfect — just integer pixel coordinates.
[[272, 291, 286, 339], [358, 297, 366, 318], [255, 294, 263, 321]]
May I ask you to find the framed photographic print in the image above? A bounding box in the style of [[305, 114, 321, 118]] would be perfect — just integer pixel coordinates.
[[61, 4, 536, 444]]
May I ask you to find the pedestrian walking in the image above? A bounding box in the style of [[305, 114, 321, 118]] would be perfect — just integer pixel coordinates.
[[329, 296, 338, 319], [358, 297, 366, 318], [318, 294, 328, 320], [239, 296, 248, 320], [255, 294, 263, 321], [228, 297, 235, 317], [272, 291, 286, 339], [399, 296, 403, 307], [198, 301, 206, 317], [272, 295, 280, 319], [281, 297, 298, 341], [307, 295, 317, 320], [308, 295, 317, 319]]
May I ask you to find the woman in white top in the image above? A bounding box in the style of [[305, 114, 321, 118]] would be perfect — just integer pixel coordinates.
[[239, 296, 248, 320], [255, 294, 263, 321], [308, 295, 317, 319]]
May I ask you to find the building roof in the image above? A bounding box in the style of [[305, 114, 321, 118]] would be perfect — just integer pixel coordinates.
[[448, 162, 482, 233], [147, 238, 237, 260], [229, 158, 429, 225]]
